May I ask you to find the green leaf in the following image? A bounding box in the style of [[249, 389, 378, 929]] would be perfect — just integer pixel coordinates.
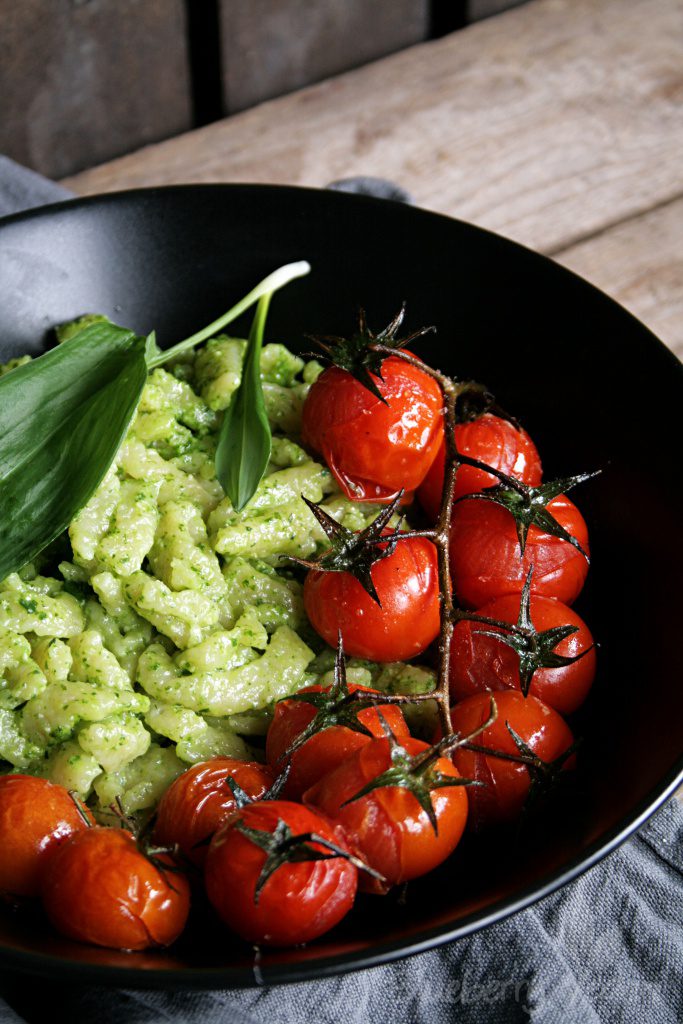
[[144, 330, 162, 362], [148, 261, 311, 369], [0, 322, 148, 580], [215, 295, 272, 511]]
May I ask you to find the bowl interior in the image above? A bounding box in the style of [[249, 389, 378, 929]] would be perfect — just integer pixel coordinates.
[[0, 185, 681, 987]]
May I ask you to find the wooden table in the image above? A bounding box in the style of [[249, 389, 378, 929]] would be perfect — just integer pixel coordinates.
[[64, 0, 683, 361]]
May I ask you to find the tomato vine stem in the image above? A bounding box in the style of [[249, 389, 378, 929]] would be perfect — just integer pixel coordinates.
[[369, 342, 471, 739]]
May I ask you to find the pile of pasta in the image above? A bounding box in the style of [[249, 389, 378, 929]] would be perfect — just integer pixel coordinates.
[[0, 329, 434, 819]]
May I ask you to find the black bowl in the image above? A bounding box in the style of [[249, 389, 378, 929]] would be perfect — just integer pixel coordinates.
[[0, 185, 681, 988]]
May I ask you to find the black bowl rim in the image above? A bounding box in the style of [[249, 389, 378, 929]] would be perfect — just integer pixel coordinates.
[[0, 183, 681, 990]]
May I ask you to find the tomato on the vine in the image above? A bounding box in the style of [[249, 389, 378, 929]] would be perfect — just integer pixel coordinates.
[[418, 414, 542, 520], [302, 354, 444, 503], [205, 800, 358, 946], [449, 691, 575, 828], [451, 594, 596, 715], [153, 758, 275, 868], [450, 492, 590, 607], [304, 532, 440, 661], [304, 736, 469, 891], [0, 775, 93, 899], [266, 684, 410, 800], [41, 827, 190, 950]]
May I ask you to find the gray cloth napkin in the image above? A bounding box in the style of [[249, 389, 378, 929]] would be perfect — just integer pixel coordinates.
[[1, 156, 682, 1024]]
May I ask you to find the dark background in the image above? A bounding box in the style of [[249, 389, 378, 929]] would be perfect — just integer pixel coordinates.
[[0, 0, 528, 180]]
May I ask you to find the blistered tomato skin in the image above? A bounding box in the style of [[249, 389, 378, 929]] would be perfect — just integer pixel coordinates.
[[205, 801, 357, 946], [449, 691, 575, 828], [41, 827, 190, 950], [266, 685, 411, 800], [0, 775, 94, 899], [418, 414, 542, 520], [153, 758, 275, 868], [304, 737, 468, 892], [450, 594, 596, 715], [302, 355, 444, 502], [450, 493, 590, 608], [304, 532, 440, 661]]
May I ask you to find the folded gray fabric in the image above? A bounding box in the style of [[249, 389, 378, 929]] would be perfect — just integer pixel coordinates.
[[0, 157, 71, 217], [1, 158, 681, 1024]]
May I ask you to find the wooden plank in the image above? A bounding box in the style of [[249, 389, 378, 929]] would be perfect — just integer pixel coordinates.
[[468, 0, 528, 19], [64, 0, 683, 255], [0, 0, 192, 179], [219, 0, 429, 113], [555, 198, 683, 358]]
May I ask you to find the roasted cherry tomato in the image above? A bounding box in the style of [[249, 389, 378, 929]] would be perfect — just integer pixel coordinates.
[[153, 758, 275, 868], [449, 691, 575, 828], [304, 736, 468, 891], [266, 684, 410, 800], [450, 492, 589, 607], [304, 533, 440, 661], [418, 414, 542, 520], [302, 354, 443, 502], [450, 594, 596, 715], [0, 775, 93, 899], [205, 800, 357, 946], [41, 827, 190, 950]]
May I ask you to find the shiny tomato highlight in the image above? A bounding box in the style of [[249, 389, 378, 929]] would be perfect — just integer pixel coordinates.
[[302, 355, 443, 502], [0, 775, 93, 899]]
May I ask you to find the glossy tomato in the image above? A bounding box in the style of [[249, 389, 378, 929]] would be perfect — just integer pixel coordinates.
[[450, 492, 589, 607], [418, 414, 542, 520], [153, 758, 275, 868], [266, 684, 410, 800], [449, 691, 575, 827], [302, 355, 443, 502], [450, 594, 596, 715], [41, 827, 190, 950], [0, 775, 93, 899], [304, 533, 440, 661], [205, 800, 357, 946], [304, 736, 468, 892]]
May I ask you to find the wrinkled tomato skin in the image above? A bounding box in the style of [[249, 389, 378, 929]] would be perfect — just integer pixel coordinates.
[[449, 692, 575, 828], [153, 758, 275, 868], [302, 355, 444, 502], [304, 737, 468, 892], [418, 414, 542, 520], [266, 685, 411, 800], [304, 533, 440, 661], [41, 828, 190, 950], [205, 800, 357, 946], [450, 492, 589, 608], [450, 594, 596, 715], [0, 775, 94, 899]]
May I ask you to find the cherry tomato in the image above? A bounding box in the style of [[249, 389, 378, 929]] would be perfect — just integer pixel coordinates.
[[418, 414, 542, 520], [304, 736, 468, 891], [302, 355, 443, 502], [450, 492, 589, 607], [41, 827, 190, 950], [449, 691, 575, 827], [0, 775, 93, 899], [205, 800, 357, 946], [450, 594, 596, 715], [266, 684, 410, 800], [304, 533, 440, 661], [153, 758, 275, 868]]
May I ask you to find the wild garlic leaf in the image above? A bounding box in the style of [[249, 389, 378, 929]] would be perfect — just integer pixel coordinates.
[[0, 321, 148, 580], [215, 295, 272, 512]]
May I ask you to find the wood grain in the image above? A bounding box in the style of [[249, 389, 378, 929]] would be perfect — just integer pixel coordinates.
[[64, 0, 683, 255], [555, 198, 683, 358]]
